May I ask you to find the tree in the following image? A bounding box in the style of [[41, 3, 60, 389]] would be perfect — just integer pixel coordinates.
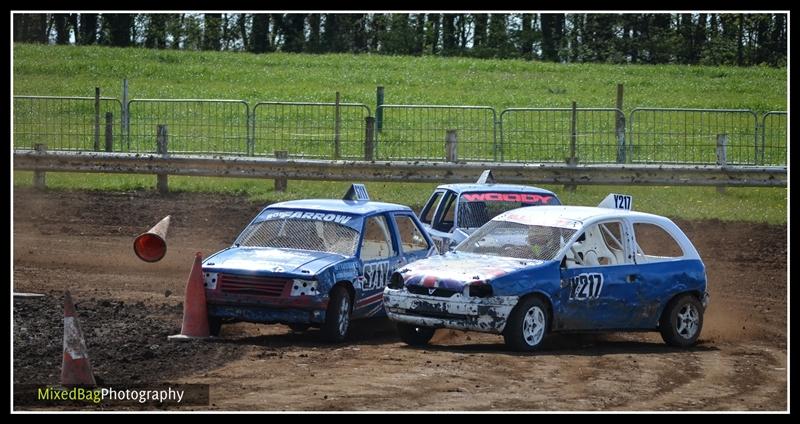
[[519, 13, 533, 59], [145, 14, 167, 49], [54, 13, 70, 44], [250, 14, 270, 53], [426, 13, 440, 54], [473, 13, 488, 49], [487, 14, 513, 58], [106, 14, 133, 47], [203, 13, 222, 51], [281, 14, 306, 52], [307, 14, 321, 53], [441, 14, 457, 55]]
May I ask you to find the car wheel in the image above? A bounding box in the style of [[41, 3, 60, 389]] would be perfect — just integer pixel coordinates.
[[659, 294, 704, 347], [503, 296, 549, 352], [288, 323, 311, 333], [321, 286, 351, 342], [396, 323, 436, 346], [208, 316, 222, 337]]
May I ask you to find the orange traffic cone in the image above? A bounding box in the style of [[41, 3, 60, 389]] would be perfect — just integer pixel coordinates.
[[168, 252, 210, 341], [61, 291, 96, 387]]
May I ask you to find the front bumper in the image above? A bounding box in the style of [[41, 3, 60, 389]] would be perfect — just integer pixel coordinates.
[[206, 291, 329, 325], [383, 288, 517, 334]]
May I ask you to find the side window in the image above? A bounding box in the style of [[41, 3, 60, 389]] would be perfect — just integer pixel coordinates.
[[420, 191, 443, 224], [433, 193, 456, 232], [632, 223, 684, 262], [360, 215, 396, 261], [393, 215, 431, 253], [568, 221, 626, 267]]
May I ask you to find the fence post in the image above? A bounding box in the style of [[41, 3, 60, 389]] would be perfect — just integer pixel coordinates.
[[445, 130, 458, 162], [122, 79, 129, 138], [716, 133, 728, 194], [274, 150, 288, 192], [364, 116, 375, 161], [105, 112, 113, 152], [564, 101, 578, 192], [615, 84, 626, 163], [334, 92, 341, 159], [156, 125, 169, 194], [376, 86, 384, 133], [33, 143, 47, 190], [94, 87, 100, 151]]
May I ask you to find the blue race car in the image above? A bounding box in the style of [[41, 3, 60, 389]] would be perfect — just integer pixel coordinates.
[[203, 184, 436, 341], [384, 194, 709, 351], [419, 170, 560, 252]]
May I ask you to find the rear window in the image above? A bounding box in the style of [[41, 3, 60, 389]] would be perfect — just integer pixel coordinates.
[[458, 192, 558, 229]]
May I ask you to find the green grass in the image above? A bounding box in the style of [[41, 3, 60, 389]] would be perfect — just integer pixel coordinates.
[[12, 44, 787, 224], [13, 44, 786, 111], [13, 172, 787, 225]]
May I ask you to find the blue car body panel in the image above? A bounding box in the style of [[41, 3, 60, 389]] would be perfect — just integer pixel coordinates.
[[204, 195, 435, 327], [385, 202, 709, 337]]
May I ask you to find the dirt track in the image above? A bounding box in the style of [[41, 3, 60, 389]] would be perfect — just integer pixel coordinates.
[[12, 188, 788, 411]]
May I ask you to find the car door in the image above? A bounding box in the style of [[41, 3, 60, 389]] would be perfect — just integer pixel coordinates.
[[355, 214, 400, 318], [428, 190, 458, 251], [557, 219, 644, 330]]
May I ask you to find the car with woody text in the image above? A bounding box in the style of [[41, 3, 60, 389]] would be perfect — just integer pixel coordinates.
[[419, 170, 560, 252], [384, 194, 709, 351], [202, 184, 436, 341]]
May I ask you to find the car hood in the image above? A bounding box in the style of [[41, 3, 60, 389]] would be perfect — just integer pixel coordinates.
[[399, 252, 542, 291], [203, 247, 346, 277]]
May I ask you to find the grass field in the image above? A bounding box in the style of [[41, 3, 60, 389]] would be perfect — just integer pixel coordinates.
[[12, 172, 787, 225], [12, 44, 787, 224]]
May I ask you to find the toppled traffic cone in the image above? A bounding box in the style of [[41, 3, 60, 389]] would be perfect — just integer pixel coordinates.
[[134, 215, 171, 262], [61, 291, 96, 387], [168, 252, 210, 341]]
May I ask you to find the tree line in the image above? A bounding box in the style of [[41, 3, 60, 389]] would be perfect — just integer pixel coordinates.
[[13, 13, 787, 66]]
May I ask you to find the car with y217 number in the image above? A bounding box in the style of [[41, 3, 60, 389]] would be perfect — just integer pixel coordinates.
[[384, 194, 709, 351]]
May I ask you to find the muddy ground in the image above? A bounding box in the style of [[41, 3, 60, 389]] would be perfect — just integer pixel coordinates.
[[12, 187, 788, 411]]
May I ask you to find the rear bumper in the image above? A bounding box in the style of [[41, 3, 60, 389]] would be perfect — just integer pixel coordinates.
[[382, 288, 517, 333]]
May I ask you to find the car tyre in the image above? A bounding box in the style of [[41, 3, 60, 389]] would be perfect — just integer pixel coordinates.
[[321, 286, 351, 342], [504, 296, 549, 352], [396, 323, 436, 346], [659, 294, 704, 347]]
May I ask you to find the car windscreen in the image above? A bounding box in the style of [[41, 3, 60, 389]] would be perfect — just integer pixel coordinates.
[[235, 219, 359, 256], [457, 192, 558, 229], [456, 220, 577, 261]]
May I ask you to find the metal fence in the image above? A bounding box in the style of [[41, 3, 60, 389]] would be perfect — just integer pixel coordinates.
[[126, 99, 250, 154], [499, 108, 624, 163], [375, 105, 497, 161], [13, 96, 123, 151], [12, 95, 788, 166], [628, 108, 760, 165], [252, 102, 371, 159], [760, 111, 788, 166]]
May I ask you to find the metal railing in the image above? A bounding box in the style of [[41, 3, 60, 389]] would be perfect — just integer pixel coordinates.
[[12, 95, 788, 166], [499, 108, 624, 163], [252, 102, 371, 159], [375, 105, 497, 161], [126, 99, 250, 155], [13, 96, 123, 151], [760, 111, 788, 166], [628, 108, 760, 165]]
